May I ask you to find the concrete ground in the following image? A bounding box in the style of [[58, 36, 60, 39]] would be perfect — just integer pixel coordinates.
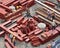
[[0, 0, 60, 48]]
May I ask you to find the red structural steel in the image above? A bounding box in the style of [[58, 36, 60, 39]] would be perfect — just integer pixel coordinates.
[[0, 16, 60, 47], [17, 30, 26, 37], [0, 0, 60, 48], [0, 24, 23, 41], [28, 29, 40, 35], [5, 34, 17, 48], [0, 0, 35, 20], [44, 1, 55, 8], [56, 26, 60, 32], [0, 31, 5, 36], [5, 42, 12, 48], [17, 16, 24, 25], [0, 4, 12, 12], [57, 0, 60, 2], [0, 14, 60, 47], [2, 20, 11, 26], [0, 0, 16, 6], [0, 7, 8, 19], [29, 34, 41, 46]]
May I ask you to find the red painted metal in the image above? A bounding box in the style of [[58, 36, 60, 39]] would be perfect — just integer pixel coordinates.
[[5, 34, 17, 48], [1, 0, 16, 6], [19, 0, 27, 4], [27, 0, 35, 7], [17, 30, 26, 37], [6, 10, 22, 20], [29, 34, 41, 46], [2, 20, 11, 26], [0, 7, 8, 19], [44, 1, 55, 8], [17, 16, 24, 25], [0, 0, 60, 47], [5, 42, 12, 48], [28, 29, 40, 35], [22, 18, 28, 24], [24, 36, 30, 42], [57, 0, 60, 2], [11, 27, 18, 32], [0, 4, 12, 12], [12, 1, 19, 6], [39, 30, 59, 44], [0, 24, 23, 41], [56, 26, 60, 32], [0, 31, 5, 36], [34, 29, 42, 35]]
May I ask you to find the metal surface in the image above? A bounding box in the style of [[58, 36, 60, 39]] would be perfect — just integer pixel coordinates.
[[35, 0, 60, 15]]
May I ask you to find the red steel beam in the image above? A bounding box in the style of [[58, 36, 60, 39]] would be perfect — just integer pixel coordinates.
[[0, 20, 16, 36], [12, 1, 19, 6], [2, 20, 11, 26], [22, 18, 28, 24], [44, 1, 55, 8], [0, 31, 5, 36], [5, 34, 17, 48], [5, 42, 12, 48], [28, 29, 40, 35], [17, 30, 26, 37], [5, 9, 22, 20], [17, 16, 24, 25], [0, 24, 23, 41], [0, 4, 12, 12]]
